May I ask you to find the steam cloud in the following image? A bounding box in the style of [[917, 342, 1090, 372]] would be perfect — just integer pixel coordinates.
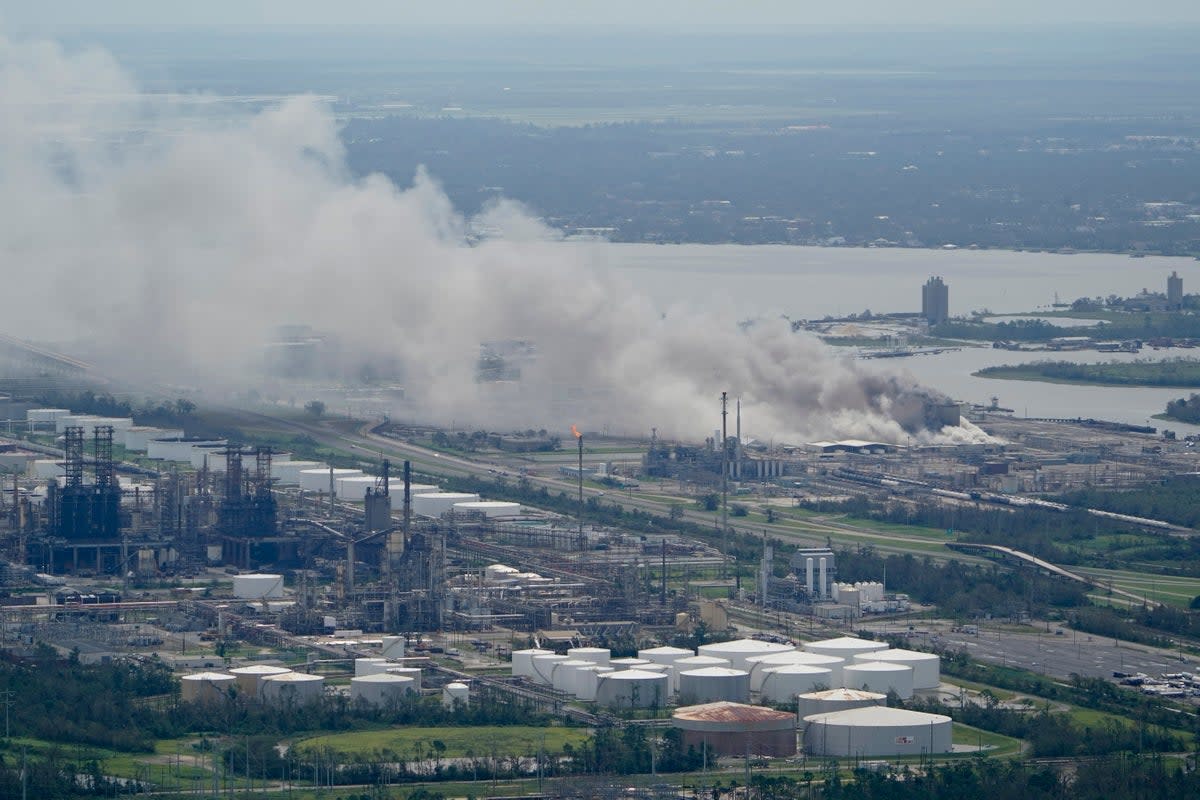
[[0, 34, 983, 445]]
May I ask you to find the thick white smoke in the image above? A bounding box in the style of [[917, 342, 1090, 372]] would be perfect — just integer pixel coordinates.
[[0, 34, 980, 445]]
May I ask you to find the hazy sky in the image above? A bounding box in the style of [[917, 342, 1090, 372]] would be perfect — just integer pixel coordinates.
[[3, 0, 1199, 28]]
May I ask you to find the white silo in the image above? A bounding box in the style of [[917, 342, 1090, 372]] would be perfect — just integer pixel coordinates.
[[232, 573, 284, 600], [803, 707, 951, 757], [759, 665, 834, 704], [677, 667, 751, 705], [797, 688, 886, 720], [443, 682, 470, 708], [260, 672, 324, 704], [552, 660, 592, 694], [818, 557, 828, 598], [594, 670, 669, 709], [351, 673, 415, 706], [511, 648, 552, 678], [228, 665, 292, 698], [805, 557, 814, 595], [381, 636, 406, 659], [530, 654, 570, 685], [300, 468, 363, 493], [180, 672, 236, 703], [637, 646, 694, 668], [384, 667, 423, 689], [841, 661, 914, 699], [453, 501, 522, 518], [803, 636, 888, 659], [854, 649, 941, 690], [698, 638, 794, 670], [412, 492, 481, 517], [746, 651, 845, 692], [574, 666, 614, 701], [568, 647, 611, 666]]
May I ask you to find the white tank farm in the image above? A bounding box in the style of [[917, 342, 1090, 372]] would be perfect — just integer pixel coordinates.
[[638, 646, 694, 667], [595, 669, 669, 709], [147, 437, 225, 462], [568, 647, 611, 666], [271, 460, 327, 485], [574, 666, 614, 701], [181, 672, 235, 703], [351, 673, 416, 706], [384, 667, 423, 689], [759, 665, 835, 704], [443, 682, 470, 708], [123, 427, 183, 452], [453, 500, 522, 518], [412, 492, 481, 517], [670, 655, 731, 694], [803, 636, 889, 659], [261, 672, 324, 704], [841, 662, 914, 699], [853, 649, 941, 690], [232, 573, 284, 599], [803, 707, 952, 757], [530, 654, 570, 685], [300, 468, 363, 493], [228, 665, 292, 698], [677, 667, 751, 705], [511, 648, 552, 678], [698, 638, 794, 670], [746, 651, 845, 692], [797, 688, 887, 720], [381, 636, 406, 659], [552, 660, 593, 694]]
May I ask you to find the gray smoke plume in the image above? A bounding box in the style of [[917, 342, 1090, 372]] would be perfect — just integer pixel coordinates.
[[0, 34, 984, 445]]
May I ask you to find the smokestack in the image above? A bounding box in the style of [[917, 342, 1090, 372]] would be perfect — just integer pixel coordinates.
[[805, 557, 814, 595], [819, 557, 828, 599], [572, 425, 584, 549], [736, 397, 742, 464]]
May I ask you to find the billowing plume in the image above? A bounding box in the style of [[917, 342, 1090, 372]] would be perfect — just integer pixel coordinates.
[[0, 34, 978, 445]]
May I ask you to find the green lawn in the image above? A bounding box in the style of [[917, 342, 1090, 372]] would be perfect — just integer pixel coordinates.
[[1073, 566, 1200, 608], [297, 725, 590, 759], [951, 723, 1023, 757]]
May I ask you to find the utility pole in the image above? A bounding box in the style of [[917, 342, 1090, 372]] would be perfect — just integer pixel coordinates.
[[721, 392, 729, 578], [0, 689, 12, 738]]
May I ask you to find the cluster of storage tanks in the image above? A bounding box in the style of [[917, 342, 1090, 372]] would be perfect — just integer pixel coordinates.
[[180, 665, 325, 705]]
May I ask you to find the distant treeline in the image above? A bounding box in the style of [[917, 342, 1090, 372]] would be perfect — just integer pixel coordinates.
[[977, 359, 1200, 387], [1164, 392, 1200, 423]]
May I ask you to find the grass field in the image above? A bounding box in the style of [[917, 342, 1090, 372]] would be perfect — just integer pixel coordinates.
[[1073, 566, 1200, 608], [951, 723, 1023, 757], [297, 725, 590, 759]]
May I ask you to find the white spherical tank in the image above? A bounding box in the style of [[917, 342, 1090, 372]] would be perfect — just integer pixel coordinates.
[[670, 655, 731, 694], [677, 667, 751, 705], [300, 468, 363, 493], [181, 672, 235, 703], [351, 673, 415, 706], [384, 667, 423, 689], [260, 672, 324, 705], [530, 654, 570, 685], [841, 662, 914, 699], [443, 682, 470, 708], [760, 665, 835, 704], [568, 647, 611, 666], [453, 501, 522, 518], [595, 669, 669, 709], [574, 666, 614, 701], [803, 636, 889, 659], [412, 492, 481, 517], [552, 660, 592, 694], [698, 638, 794, 670], [232, 573, 284, 600], [797, 688, 887, 720], [271, 460, 326, 485], [746, 652, 845, 692], [803, 707, 951, 757], [228, 665, 291, 698], [638, 646, 694, 667], [854, 649, 941, 690], [511, 648, 552, 678]]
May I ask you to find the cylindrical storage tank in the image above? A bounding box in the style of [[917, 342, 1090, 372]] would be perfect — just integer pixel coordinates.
[[351, 673, 415, 706], [841, 662, 914, 700], [638, 646, 694, 667], [511, 648, 552, 678], [746, 652, 845, 692], [854, 649, 941, 690], [384, 667, 422, 689], [299, 468, 363, 493], [443, 682, 470, 708], [123, 427, 183, 452], [803, 707, 951, 757], [594, 669, 669, 709], [381, 636, 406, 659], [271, 460, 326, 485], [760, 665, 834, 704], [336, 475, 411, 501], [673, 702, 797, 757], [698, 639, 794, 671], [574, 666, 614, 701], [232, 573, 284, 599], [609, 657, 652, 670], [803, 636, 888, 659], [355, 657, 391, 676], [552, 660, 592, 694], [180, 672, 235, 703], [530, 654, 570, 685], [147, 437, 224, 462], [797, 688, 887, 720], [412, 492, 481, 517], [568, 647, 611, 666], [190, 444, 229, 470], [670, 655, 731, 694], [678, 667, 751, 705], [261, 672, 324, 704], [453, 500, 522, 518], [228, 665, 291, 698]]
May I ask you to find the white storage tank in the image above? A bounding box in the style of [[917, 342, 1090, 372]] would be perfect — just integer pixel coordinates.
[[552, 660, 593, 694], [511, 648, 552, 678], [355, 658, 401, 677], [677, 667, 751, 705], [841, 661, 914, 699], [190, 444, 229, 470], [670, 655, 731, 694], [381, 636, 406, 659], [228, 665, 292, 698], [384, 666, 423, 689], [574, 666, 614, 701], [530, 654, 570, 685], [803, 707, 951, 757], [568, 647, 611, 666], [485, 564, 521, 583], [271, 460, 327, 485], [147, 437, 224, 462], [698, 638, 794, 670], [261, 672, 324, 704], [180, 672, 235, 703], [232, 573, 284, 600], [746, 652, 845, 692], [638, 646, 694, 667], [351, 673, 415, 706], [336, 475, 412, 501], [443, 682, 470, 708], [854, 649, 941, 690], [803, 636, 888, 659], [759, 665, 835, 704], [453, 500, 522, 518], [797, 688, 887, 720], [412, 492, 481, 517], [595, 669, 669, 709], [300, 468, 363, 493], [123, 427, 183, 452]]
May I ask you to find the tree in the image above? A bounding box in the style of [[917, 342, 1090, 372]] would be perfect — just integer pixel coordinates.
[[699, 493, 720, 512], [304, 400, 326, 418]]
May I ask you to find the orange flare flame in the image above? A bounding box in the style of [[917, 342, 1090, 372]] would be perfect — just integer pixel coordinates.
[[571, 424, 582, 438]]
